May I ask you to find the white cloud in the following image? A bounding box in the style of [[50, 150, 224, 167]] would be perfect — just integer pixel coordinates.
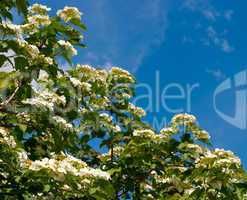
[[206, 26, 234, 53], [224, 10, 234, 21], [183, 0, 219, 21], [182, 36, 194, 44], [221, 39, 234, 53], [184, 1, 234, 22], [182, 0, 234, 53], [202, 9, 219, 21], [80, 0, 170, 73], [206, 68, 226, 80], [183, 0, 201, 11]]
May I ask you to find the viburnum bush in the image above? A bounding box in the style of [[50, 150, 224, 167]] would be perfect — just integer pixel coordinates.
[[0, 1, 247, 199]]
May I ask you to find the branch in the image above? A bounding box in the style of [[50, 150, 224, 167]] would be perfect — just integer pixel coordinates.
[[5, 57, 15, 68], [0, 85, 19, 107], [0, 107, 17, 114], [0, 123, 15, 128]]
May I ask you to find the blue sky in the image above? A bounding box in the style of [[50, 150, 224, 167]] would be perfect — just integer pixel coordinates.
[[31, 0, 247, 166]]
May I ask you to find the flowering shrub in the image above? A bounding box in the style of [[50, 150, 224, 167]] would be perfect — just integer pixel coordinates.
[[0, 1, 247, 199]]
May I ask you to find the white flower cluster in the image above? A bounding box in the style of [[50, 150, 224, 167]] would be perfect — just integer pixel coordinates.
[[160, 127, 177, 136], [171, 113, 211, 141], [214, 148, 241, 165], [113, 125, 121, 132], [155, 175, 183, 189], [22, 4, 51, 35], [38, 70, 49, 81], [70, 77, 81, 87], [74, 65, 108, 87], [2, 21, 22, 37], [98, 113, 121, 132], [23, 90, 66, 111], [28, 4, 51, 15], [192, 129, 210, 141], [79, 168, 111, 180], [51, 116, 73, 130], [129, 103, 146, 117], [182, 143, 204, 154], [16, 112, 31, 123], [27, 15, 51, 26], [81, 82, 92, 92], [58, 40, 77, 57], [70, 77, 91, 91], [16, 39, 53, 65], [17, 39, 39, 59], [133, 129, 154, 138], [57, 6, 82, 22], [22, 153, 110, 181], [111, 67, 131, 77], [23, 97, 53, 111], [18, 151, 28, 167], [99, 113, 113, 123], [133, 129, 168, 142], [172, 113, 197, 125], [35, 55, 53, 65], [36, 90, 66, 105], [20, 23, 37, 35], [110, 67, 135, 83], [112, 146, 124, 156], [195, 148, 241, 171], [76, 64, 95, 74], [0, 127, 16, 148]]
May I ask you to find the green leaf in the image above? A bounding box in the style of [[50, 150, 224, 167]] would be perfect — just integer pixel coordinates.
[[16, 0, 28, 17], [14, 56, 28, 70], [43, 184, 50, 192], [70, 19, 87, 30], [18, 124, 27, 132]]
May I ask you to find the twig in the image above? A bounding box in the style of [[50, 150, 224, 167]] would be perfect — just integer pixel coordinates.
[[0, 85, 19, 107], [0, 123, 15, 128]]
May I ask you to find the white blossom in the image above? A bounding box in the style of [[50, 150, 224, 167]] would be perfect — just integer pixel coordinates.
[[184, 143, 204, 154], [0, 127, 16, 148], [29, 4, 51, 15], [99, 113, 112, 122], [2, 21, 22, 37], [43, 56, 53, 65], [129, 103, 146, 117], [113, 125, 121, 132], [23, 97, 54, 111], [25, 153, 110, 181], [160, 127, 177, 135], [81, 82, 91, 91], [78, 168, 111, 180], [38, 70, 49, 80], [17, 40, 40, 59], [172, 113, 197, 125], [27, 15, 51, 26], [52, 116, 73, 130], [110, 67, 135, 83], [193, 130, 210, 141], [76, 64, 95, 73], [20, 23, 39, 35], [110, 67, 131, 77], [18, 151, 28, 167], [57, 6, 82, 22], [57, 40, 77, 57], [70, 77, 81, 87], [133, 129, 155, 137]]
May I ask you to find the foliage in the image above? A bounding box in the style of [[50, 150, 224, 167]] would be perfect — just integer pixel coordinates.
[[0, 1, 247, 199]]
